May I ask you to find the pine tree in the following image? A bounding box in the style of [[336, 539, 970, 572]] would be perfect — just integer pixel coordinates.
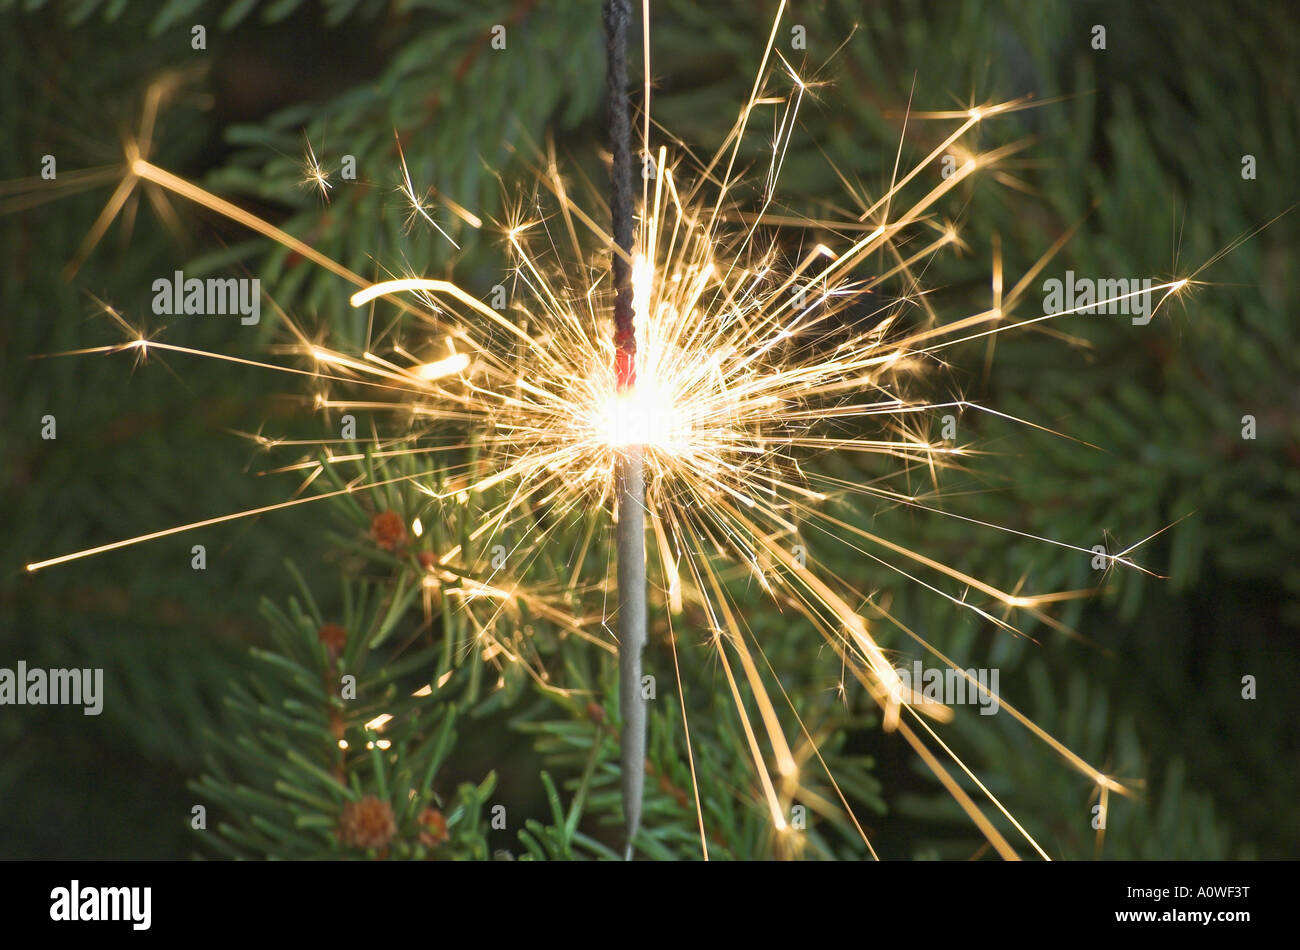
[[5, 0, 1296, 860]]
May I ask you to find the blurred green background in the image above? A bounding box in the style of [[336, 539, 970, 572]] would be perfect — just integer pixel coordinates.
[[1, 0, 1297, 859]]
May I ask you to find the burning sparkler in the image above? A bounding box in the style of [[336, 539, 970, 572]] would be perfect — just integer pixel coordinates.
[[20, 1, 1209, 859], [601, 0, 649, 860]]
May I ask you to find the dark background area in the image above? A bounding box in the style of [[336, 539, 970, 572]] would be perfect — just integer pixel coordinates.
[[2, 0, 1297, 859]]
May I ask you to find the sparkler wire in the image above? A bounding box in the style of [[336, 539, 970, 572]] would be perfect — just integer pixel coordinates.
[[603, 0, 648, 860]]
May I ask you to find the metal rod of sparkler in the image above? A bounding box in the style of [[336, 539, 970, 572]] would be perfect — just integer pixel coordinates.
[[603, 0, 647, 861]]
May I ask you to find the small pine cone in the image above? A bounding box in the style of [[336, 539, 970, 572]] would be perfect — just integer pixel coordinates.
[[338, 795, 396, 851], [317, 623, 347, 657], [417, 551, 436, 570], [370, 511, 407, 551], [417, 807, 449, 848]]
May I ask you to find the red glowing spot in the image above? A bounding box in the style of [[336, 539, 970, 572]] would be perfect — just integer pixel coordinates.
[[615, 347, 636, 390]]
